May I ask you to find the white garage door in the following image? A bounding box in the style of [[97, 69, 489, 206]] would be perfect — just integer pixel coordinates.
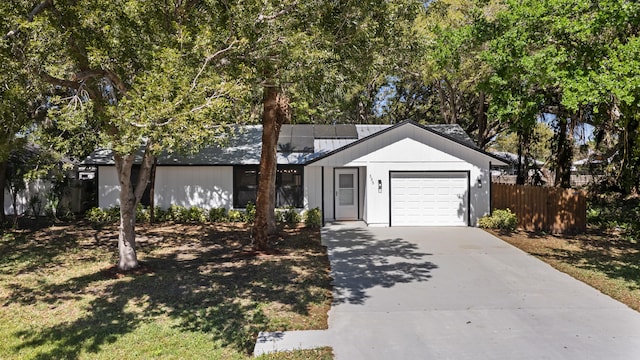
[[390, 172, 468, 226]]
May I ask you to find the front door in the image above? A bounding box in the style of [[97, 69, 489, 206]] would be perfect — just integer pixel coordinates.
[[335, 168, 358, 220]]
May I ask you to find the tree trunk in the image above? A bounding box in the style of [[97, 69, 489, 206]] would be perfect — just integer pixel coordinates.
[[516, 135, 526, 185], [0, 160, 6, 225], [149, 157, 157, 223], [267, 167, 277, 235], [444, 79, 458, 124], [554, 115, 572, 188], [437, 80, 449, 124], [253, 85, 289, 250], [115, 153, 138, 271], [114, 146, 155, 271], [476, 91, 487, 148]]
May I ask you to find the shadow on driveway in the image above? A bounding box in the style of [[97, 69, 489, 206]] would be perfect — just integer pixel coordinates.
[[322, 224, 437, 305]]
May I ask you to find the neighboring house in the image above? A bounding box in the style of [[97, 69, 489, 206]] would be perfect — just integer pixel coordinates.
[[490, 151, 546, 175], [83, 120, 506, 227], [490, 151, 549, 185], [3, 179, 52, 216], [3, 143, 85, 216]]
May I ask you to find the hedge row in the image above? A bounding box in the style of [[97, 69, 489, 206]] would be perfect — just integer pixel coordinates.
[[86, 203, 322, 228]]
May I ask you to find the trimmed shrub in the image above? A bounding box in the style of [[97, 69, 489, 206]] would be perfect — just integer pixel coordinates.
[[86, 206, 119, 225], [186, 206, 206, 223], [274, 208, 285, 223], [106, 206, 121, 222], [208, 207, 228, 223], [228, 209, 243, 222], [478, 208, 518, 231], [244, 202, 256, 223], [281, 207, 301, 225], [86, 207, 108, 224], [304, 208, 322, 228], [136, 204, 150, 223], [153, 206, 169, 222], [166, 205, 187, 222]]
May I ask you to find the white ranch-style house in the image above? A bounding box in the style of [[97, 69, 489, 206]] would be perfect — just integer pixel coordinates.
[[83, 120, 507, 227]]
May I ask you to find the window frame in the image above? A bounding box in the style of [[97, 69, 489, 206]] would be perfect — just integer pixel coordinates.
[[232, 165, 304, 208]]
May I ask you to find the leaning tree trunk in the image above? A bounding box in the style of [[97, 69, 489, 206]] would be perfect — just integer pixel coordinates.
[[253, 86, 290, 251], [114, 147, 154, 271]]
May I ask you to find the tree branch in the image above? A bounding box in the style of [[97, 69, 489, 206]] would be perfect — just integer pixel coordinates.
[[189, 40, 237, 93], [72, 69, 128, 95], [40, 72, 82, 89], [134, 143, 155, 203], [255, 1, 298, 24], [3, 0, 53, 40]]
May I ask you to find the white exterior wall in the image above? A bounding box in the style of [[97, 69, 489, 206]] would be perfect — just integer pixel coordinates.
[[98, 166, 120, 208], [353, 138, 486, 226], [358, 166, 367, 222], [3, 179, 52, 216], [154, 166, 233, 209], [304, 166, 322, 211], [309, 124, 495, 227], [322, 166, 334, 221], [98, 166, 234, 210]]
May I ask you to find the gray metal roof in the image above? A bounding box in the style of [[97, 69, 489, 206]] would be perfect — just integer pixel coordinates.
[[491, 151, 544, 167], [82, 122, 479, 166]]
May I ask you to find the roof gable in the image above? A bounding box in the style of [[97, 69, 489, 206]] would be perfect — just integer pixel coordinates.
[[306, 120, 507, 166]]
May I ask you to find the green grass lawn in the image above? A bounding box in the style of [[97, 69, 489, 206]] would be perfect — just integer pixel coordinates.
[[0, 222, 333, 359], [490, 228, 640, 312]]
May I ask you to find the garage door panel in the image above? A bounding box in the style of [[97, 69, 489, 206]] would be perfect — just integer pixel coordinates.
[[390, 172, 468, 226]]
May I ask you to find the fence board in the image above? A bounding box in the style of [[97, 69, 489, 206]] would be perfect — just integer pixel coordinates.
[[492, 183, 586, 234]]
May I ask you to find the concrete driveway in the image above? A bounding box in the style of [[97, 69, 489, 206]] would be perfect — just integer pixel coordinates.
[[255, 223, 640, 359]]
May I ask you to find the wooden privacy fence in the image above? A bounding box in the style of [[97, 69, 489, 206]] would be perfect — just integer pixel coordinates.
[[491, 183, 586, 234]]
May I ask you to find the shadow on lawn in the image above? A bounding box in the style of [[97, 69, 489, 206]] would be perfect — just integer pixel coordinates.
[[0, 227, 93, 277], [322, 226, 437, 305], [6, 224, 331, 358], [547, 233, 640, 291]]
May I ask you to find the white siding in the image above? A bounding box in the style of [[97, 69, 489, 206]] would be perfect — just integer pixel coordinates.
[[97, 166, 233, 210], [3, 179, 51, 216], [154, 166, 232, 209], [359, 166, 366, 222], [304, 166, 322, 210], [322, 166, 334, 221], [98, 166, 120, 208]]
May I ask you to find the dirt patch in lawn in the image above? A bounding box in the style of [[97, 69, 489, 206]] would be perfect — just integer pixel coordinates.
[[488, 228, 640, 312], [0, 222, 332, 358]]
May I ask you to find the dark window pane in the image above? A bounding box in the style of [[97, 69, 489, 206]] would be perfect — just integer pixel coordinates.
[[233, 166, 258, 208], [339, 173, 354, 188], [276, 166, 303, 208], [234, 165, 304, 208]]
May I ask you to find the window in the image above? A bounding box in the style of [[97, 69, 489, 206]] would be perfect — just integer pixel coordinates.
[[233, 166, 259, 208], [233, 165, 304, 208], [276, 165, 303, 208]]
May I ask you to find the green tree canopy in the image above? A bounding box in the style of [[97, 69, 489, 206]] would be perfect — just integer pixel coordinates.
[[5, 0, 247, 270]]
